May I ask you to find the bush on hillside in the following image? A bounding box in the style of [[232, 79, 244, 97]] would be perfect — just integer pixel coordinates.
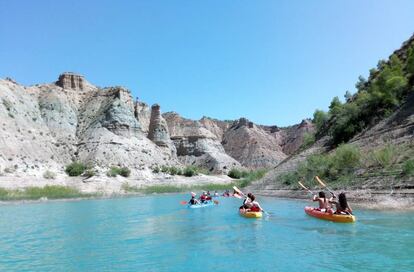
[[107, 166, 131, 177], [228, 168, 248, 179], [65, 162, 86, 177]]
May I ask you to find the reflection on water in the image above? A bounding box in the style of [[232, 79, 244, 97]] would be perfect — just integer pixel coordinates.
[[0, 195, 413, 271]]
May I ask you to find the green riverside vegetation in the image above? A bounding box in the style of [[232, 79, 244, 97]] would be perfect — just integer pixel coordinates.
[[280, 142, 414, 188], [0, 185, 94, 201], [123, 169, 268, 194]]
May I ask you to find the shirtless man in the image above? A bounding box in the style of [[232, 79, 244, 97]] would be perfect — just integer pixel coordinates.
[[312, 191, 331, 212]]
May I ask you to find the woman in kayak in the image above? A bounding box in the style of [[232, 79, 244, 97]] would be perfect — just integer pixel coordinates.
[[245, 194, 264, 212], [239, 193, 253, 212], [330, 192, 353, 215], [312, 191, 331, 212], [188, 192, 200, 205]]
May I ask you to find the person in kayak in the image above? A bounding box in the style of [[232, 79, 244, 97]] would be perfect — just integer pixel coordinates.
[[312, 191, 331, 212], [233, 189, 242, 198], [200, 192, 211, 203], [222, 190, 230, 197], [330, 192, 353, 215], [245, 194, 264, 212], [213, 191, 219, 197], [188, 192, 200, 205], [239, 193, 253, 212]]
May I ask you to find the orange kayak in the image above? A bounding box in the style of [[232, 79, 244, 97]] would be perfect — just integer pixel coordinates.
[[304, 206, 356, 223]]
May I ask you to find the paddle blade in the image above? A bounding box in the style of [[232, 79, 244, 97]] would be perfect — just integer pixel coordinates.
[[298, 181, 308, 191], [315, 176, 327, 187], [233, 186, 244, 196], [180, 201, 187, 205]]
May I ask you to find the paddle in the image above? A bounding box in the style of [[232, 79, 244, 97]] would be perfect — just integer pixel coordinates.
[[298, 181, 314, 195], [233, 186, 270, 216], [315, 176, 335, 197]]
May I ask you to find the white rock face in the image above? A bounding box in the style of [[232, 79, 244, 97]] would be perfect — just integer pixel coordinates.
[[0, 73, 314, 177], [0, 75, 176, 177]]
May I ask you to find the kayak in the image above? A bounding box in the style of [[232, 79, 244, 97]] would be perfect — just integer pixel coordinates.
[[239, 210, 263, 218], [188, 201, 215, 209], [304, 206, 356, 223]]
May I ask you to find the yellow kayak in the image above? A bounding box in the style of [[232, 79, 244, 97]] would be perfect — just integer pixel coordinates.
[[305, 206, 356, 223], [239, 210, 263, 218]]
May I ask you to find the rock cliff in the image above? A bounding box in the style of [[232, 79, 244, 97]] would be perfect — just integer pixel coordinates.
[[0, 73, 313, 177]]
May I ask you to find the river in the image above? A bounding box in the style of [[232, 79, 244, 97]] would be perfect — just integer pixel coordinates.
[[0, 194, 413, 271]]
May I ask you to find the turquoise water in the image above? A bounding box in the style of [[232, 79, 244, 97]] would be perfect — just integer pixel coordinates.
[[0, 195, 413, 272]]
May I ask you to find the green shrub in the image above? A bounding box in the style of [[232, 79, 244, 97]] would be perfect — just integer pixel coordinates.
[[161, 165, 169, 173], [228, 168, 249, 179], [168, 166, 180, 175], [107, 166, 131, 177], [237, 169, 267, 187], [65, 162, 86, 176], [43, 170, 56, 179], [402, 159, 414, 176], [152, 166, 160, 173], [183, 166, 198, 177], [301, 133, 315, 149], [370, 144, 399, 168], [83, 169, 96, 178], [332, 144, 361, 172]]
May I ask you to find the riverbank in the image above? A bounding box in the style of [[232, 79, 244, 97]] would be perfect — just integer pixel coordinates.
[[0, 174, 237, 202], [251, 187, 414, 210], [1, 174, 413, 210]]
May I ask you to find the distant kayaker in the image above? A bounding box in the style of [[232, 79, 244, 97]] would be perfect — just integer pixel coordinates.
[[222, 190, 230, 197], [200, 192, 211, 203], [313, 191, 331, 212], [188, 192, 199, 205], [233, 189, 242, 198], [330, 192, 353, 215], [214, 191, 219, 197]]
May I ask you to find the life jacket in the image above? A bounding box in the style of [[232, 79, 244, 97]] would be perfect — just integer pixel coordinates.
[[250, 206, 261, 212]]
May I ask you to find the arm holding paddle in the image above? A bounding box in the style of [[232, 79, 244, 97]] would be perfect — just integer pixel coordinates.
[[233, 186, 270, 216]]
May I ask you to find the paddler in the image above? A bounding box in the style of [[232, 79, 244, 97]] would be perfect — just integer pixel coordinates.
[[239, 192, 253, 212], [312, 191, 331, 212], [329, 192, 353, 215], [188, 192, 199, 205], [245, 193, 264, 212], [200, 191, 210, 203]]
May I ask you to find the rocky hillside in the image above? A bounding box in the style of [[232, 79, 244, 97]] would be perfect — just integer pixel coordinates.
[[0, 73, 312, 177], [251, 33, 414, 198]]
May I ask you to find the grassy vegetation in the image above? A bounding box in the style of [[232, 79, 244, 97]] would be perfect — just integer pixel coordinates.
[[0, 185, 93, 201], [152, 165, 209, 177], [124, 169, 268, 194], [107, 166, 131, 177], [65, 162, 86, 176], [402, 159, 414, 176], [279, 142, 414, 188]]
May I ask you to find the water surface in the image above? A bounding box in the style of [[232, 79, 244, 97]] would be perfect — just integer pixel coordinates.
[[0, 195, 413, 271]]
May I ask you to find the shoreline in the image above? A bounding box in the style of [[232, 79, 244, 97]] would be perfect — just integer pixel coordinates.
[[0, 182, 413, 211], [254, 188, 414, 211]]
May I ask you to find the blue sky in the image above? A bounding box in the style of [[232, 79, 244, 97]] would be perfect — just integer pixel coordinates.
[[1, 1, 413, 126]]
